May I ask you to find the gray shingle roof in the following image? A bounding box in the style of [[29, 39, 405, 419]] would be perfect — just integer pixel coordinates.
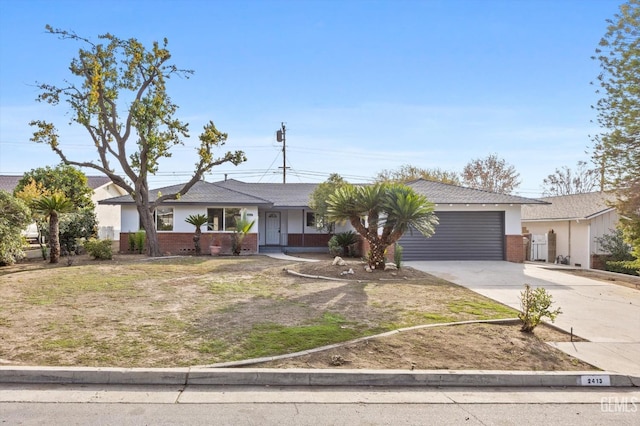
[[0, 175, 112, 192], [215, 179, 318, 208], [86, 176, 113, 190], [406, 179, 548, 205], [0, 175, 21, 192], [100, 180, 273, 206], [100, 177, 548, 207], [521, 192, 617, 221]]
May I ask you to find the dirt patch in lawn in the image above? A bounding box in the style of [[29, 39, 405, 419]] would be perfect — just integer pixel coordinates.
[[0, 253, 595, 371], [250, 322, 589, 371]]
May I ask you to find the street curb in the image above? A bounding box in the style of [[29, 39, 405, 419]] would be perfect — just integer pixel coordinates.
[[1, 367, 637, 387]]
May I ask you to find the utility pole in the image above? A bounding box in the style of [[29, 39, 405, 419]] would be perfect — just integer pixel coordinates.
[[276, 122, 289, 184]]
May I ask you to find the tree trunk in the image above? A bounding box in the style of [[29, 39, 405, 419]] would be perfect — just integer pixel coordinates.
[[367, 236, 386, 269], [49, 212, 60, 264], [194, 228, 201, 255], [134, 179, 163, 257], [137, 204, 162, 257]]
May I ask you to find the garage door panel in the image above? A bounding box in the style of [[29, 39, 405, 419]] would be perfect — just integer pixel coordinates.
[[399, 211, 505, 260]]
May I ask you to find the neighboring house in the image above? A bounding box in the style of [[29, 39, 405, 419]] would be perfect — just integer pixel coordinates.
[[521, 192, 618, 269], [0, 175, 22, 193], [0, 174, 127, 241], [88, 176, 129, 240], [101, 178, 547, 262]]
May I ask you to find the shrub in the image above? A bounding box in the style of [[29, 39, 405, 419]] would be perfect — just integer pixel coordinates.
[[394, 243, 404, 269], [57, 208, 97, 256], [333, 231, 359, 257], [328, 236, 342, 256], [595, 229, 634, 261], [605, 259, 640, 276], [134, 230, 146, 254], [0, 190, 31, 266], [518, 284, 561, 333], [83, 238, 113, 260], [128, 233, 135, 252]]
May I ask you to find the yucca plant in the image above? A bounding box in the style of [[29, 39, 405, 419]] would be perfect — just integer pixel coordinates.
[[185, 214, 209, 255], [34, 193, 74, 264], [231, 212, 255, 255]]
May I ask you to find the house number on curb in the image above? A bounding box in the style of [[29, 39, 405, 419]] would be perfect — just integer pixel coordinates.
[[580, 375, 611, 386]]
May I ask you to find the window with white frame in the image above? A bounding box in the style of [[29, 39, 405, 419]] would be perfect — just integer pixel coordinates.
[[207, 207, 242, 231], [155, 207, 174, 231]]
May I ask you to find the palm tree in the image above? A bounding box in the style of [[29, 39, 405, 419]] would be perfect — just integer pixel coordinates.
[[327, 183, 438, 269], [34, 193, 74, 264], [185, 214, 209, 255]]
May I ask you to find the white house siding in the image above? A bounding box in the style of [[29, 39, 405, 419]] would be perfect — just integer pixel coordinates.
[[590, 211, 619, 254], [120, 204, 260, 234], [523, 220, 588, 268], [92, 183, 128, 240], [121, 205, 140, 232], [285, 209, 352, 235], [523, 210, 619, 269]]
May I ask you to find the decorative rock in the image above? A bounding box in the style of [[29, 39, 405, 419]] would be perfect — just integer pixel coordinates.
[[384, 263, 397, 271], [365, 266, 372, 273], [332, 256, 347, 266], [347, 268, 355, 275]]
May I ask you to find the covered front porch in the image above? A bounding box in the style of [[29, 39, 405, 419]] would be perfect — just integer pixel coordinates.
[[258, 208, 334, 254]]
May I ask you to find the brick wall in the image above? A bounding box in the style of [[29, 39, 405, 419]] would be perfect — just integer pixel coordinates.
[[505, 234, 524, 263], [287, 233, 332, 247], [119, 232, 258, 256]]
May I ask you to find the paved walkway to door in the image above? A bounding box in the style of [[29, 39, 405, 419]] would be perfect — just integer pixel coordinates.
[[406, 261, 640, 377]]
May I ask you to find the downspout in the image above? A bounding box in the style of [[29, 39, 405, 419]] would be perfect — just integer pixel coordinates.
[[568, 220, 571, 262], [302, 209, 305, 247], [587, 222, 592, 269]]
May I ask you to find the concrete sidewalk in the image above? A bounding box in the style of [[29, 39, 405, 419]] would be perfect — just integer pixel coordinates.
[[406, 261, 640, 377]]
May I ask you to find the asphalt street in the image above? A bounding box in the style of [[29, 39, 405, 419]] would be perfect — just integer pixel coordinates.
[[1, 385, 638, 425]]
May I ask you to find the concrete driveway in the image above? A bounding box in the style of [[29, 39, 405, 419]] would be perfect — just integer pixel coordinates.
[[406, 261, 640, 377]]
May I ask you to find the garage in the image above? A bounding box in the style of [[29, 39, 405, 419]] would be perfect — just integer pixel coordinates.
[[399, 211, 505, 261]]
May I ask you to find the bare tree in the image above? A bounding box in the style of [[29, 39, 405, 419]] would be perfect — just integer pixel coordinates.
[[30, 27, 246, 256], [375, 164, 460, 185], [541, 161, 599, 196], [462, 154, 520, 194]]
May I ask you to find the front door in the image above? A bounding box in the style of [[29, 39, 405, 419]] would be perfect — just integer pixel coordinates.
[[265, 212, 281, 245]]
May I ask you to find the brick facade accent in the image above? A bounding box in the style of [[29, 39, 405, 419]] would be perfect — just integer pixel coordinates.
[[119, 232, 258, 256], [591, 254, 609, 270], [287, 233, 333, 247], [505, 234, 524, 263]]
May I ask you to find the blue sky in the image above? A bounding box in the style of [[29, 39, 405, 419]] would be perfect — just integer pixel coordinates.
[[0, 0, 621, 196]]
